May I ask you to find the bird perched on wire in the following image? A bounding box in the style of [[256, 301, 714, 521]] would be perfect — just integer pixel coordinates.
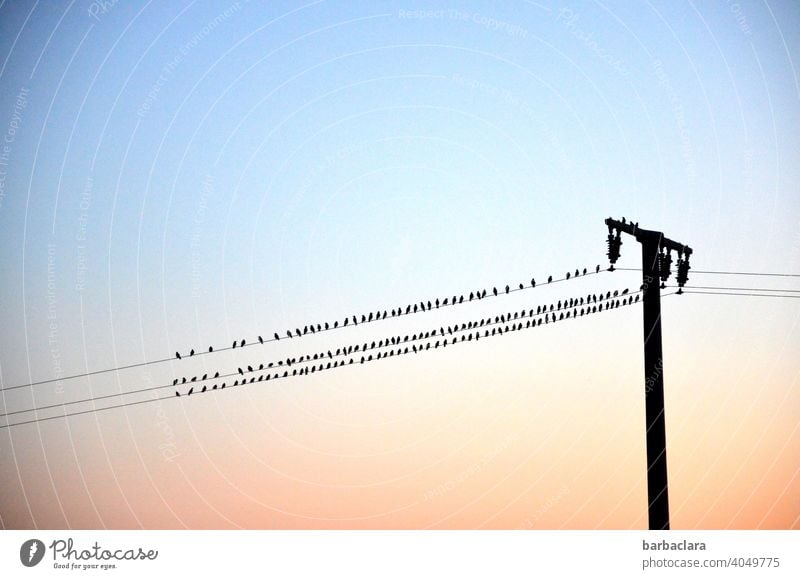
[[596, 264, 600, 273], [175, 351, 181, 360], [548, 275, 553, 283], [258, 336, 264, 344], [190, 349, 195, 357], [566, 272, 571, 280]]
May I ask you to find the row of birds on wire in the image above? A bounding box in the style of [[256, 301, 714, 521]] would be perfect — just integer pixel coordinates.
[[173, 265, 608, 362], [0, 286, 643, 425], [174, 286, 640, 398]]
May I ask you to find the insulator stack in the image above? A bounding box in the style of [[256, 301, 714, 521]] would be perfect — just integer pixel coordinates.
[[607, 229, 622, 269], [658, 249, 673, 285], [676, 253, 690, 290]]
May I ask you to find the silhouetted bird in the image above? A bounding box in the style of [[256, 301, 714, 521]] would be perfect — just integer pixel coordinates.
[[182, 377, 187, 384], [583, 268, 587, 275], [566, 272, 571, 280], [247, 365, 253, 372], [531, 278, 536, 287], [209, 346, 213, 353], [575, 270, 579, 277], [596, 264, 600, 273], [214, 372, 219, 378], [505, 285, 509, 294], [175, 352, 181, 360], [232, 341, 237, 348], [175, 391, 180, 397], [238, 367, 244, 375], [548, 275, 552, 283], [191, 377, 197, 382], [202, 373, 207, 380], [259, 336, 264, 344], [519, 283, 524, 290], [190, 349, 195, 356], [201, 385, 207, 393], [173, 378, 178, 386], [188, 387, 194, 396]]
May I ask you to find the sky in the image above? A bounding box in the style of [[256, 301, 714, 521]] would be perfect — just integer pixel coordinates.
[[0, 0, 798, 529]]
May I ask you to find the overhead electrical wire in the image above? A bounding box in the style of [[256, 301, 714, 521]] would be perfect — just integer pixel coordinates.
[[0, 265, 608, 393], [0, 287, 650, 430], [1, 286, 636, 420]]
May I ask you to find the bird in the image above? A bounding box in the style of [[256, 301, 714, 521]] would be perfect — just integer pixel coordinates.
[[190, 349, 195, 356], [547, 275, 552, 283], [531, 278, 536, 287], [175, 391, 180, 397], [208, 346, 213, 353], [566, 272, 571, 280], [238, 367, 244, 375], [173, 378, 178, 386], [175, 352, 181, 360], [187, 387, 194, 396], [583, 268, 587, 275], [575, 269, 579, 277], [505, 285, 509, 294], [240, 339, 245, 347], [519, 283, 523, 290], [232, 341, 237, 349], [214, 372, 219, 378], [596, 264, 600, 273], [258, 336, 264, 344], [247, 365, 253, 372], [202, 373, 207, 380], [201, 385, 207, 393]]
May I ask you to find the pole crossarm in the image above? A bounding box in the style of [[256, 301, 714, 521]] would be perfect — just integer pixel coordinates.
[[605, 217, 693, 257]]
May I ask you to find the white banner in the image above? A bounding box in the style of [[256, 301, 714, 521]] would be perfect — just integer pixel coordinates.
[[1, 531, 797, 578]]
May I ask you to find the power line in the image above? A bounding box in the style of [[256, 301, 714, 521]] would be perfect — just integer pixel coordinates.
[[1, 286, 638, 420], [0, 266, 609, 394], [0, 288, 649, 430], [676, 285, 800, 293], [682, 290, 800, 299], [615, 267, 800, 277]]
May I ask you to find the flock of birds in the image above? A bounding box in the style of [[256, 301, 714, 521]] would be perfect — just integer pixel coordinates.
[[172, 284, 638, 398], [173, 265, 606, 361]]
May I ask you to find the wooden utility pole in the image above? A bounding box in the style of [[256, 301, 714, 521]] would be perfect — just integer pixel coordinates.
[[605, 217, 692, 530]]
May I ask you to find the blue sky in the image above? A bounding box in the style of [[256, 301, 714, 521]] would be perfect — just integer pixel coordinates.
[[0, 1, 798, 529]]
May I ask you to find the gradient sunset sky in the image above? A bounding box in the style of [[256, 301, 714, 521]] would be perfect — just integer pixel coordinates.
[[0, 0, 798, 529]]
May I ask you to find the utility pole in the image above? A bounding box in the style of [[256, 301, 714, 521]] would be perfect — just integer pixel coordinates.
[[604, 217, 692, 531]]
